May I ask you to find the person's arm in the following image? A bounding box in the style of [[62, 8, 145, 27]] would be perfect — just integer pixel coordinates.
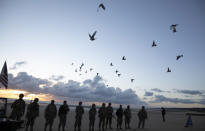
[[145, 111, 148, 119], [82, 107, 84, 114], [67, 105, 70, 112], [58, 106, 61, 116], [54, 106, 57, 118], [11, 100, 16, 109], [37, 105, 40, 116], [22, 101, 26, 115]]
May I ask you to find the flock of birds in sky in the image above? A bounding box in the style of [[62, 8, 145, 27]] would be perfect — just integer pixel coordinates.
[[71, 3, 183, 86]]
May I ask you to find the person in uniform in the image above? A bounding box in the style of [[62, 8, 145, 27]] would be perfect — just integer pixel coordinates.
[[137, 106, 147, 129], [10, 93, 26, 120], [98, 103, 106, 130], [161, 107, 166, 122], [106, 103, 113, 129], [116, 105, 123, 129], [74, 101, 84, 131], [124, 105, 131, 129], [25, 98, 39, 131], [44, 100, 57, 131], [89, 104, 96, 131], [58, 101, 70, 131]]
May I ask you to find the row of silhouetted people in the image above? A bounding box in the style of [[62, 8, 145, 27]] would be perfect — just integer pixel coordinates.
[[9, 94, 166, 131]]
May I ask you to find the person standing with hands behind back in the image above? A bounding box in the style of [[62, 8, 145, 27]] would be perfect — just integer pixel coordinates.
[[137, 106, 147, 129], [58, 100, 70, 131], [161, 107, 166, 122]]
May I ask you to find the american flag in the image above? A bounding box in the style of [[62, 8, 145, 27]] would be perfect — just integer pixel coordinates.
[[0, 61, 8, 88]]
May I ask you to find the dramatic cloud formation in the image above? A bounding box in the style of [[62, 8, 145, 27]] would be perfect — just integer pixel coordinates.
[[150, 95, 205, 104], [176, 89, 203, 95], [10, 61, 27, 70], [144, 91, 153, 96], [8, 72, 146, 106], [49, 75, 65, 81]]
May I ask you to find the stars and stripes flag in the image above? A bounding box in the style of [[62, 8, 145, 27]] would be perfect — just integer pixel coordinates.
[[0, 61, 8, 88]]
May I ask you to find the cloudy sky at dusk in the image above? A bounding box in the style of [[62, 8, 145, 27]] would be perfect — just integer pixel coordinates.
[[1, 0, 205, 107]]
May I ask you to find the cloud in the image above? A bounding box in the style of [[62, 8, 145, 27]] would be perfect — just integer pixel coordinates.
[[151, 88, 169, 93], [144, 91, 153, 96], [176, 89, 203, 95], [7, 72, 146, 106], [8, 72, 51, 94], [150, 95, 205, 104], [10, 61, 27, 70], [49, 75, 65, 81]]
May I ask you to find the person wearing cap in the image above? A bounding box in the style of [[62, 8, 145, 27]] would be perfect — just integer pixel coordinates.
[[106, 103, 113, 129], [58, 100, 70, 131], [10, 93, 26, 120], [44, 100, 57, 131], [25, 98, 40, 131], [89, 104, 97, 131], [74, 101, 84, 131], [137, 106, 147, 129], [124, 105, 131, 129], [116, 105, 123, 129], [98, 103, 106, 130]]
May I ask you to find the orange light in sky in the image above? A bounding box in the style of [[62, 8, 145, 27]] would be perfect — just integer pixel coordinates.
[[0, 89, 54, 101]]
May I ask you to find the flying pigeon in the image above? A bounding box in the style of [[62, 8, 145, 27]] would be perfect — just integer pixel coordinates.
[[71, 63, 74, 66], [90, 68, 93, 71], [80, 63, 84, 67], [118, 74, 121, 77], [115, 70, 119, 74], [176, 55, 183, 60], [152, 41, 157, 47], [110, 63, 113, 66], [75, 69, 78, 72], [122, 56, 126, 60], [89, 31, 97, 41], [131, 79, 134, 82], [170, 24, 178, 33], [97, 3, 106, 12], [167, 67, 171, 72]]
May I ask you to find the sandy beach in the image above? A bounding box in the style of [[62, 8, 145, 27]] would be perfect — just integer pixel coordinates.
[[4, 104, 205, 131]]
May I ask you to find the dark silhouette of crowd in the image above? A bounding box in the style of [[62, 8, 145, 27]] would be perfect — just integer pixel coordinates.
[[9, 94, 152, 131]]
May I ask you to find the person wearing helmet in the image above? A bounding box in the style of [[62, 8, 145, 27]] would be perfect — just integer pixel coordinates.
[[10, 93, 26, 120], [25, 98, 40, 131]]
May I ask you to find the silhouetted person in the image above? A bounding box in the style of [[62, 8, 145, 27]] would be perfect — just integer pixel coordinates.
[[138, 106, 147, 129], [44, 100, 57, 131], [89, 104, 97, 131], [25, 98, 39, 131], [98, 103, 106, 130], [58, 101, 70, 131], [106, 103, 113, 129], [116, 105, 123, 129], [161, 107, 166, 122], [124, 105, 131, 129], [74, 101, 84, 131], [10, 93, 25, 120]]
